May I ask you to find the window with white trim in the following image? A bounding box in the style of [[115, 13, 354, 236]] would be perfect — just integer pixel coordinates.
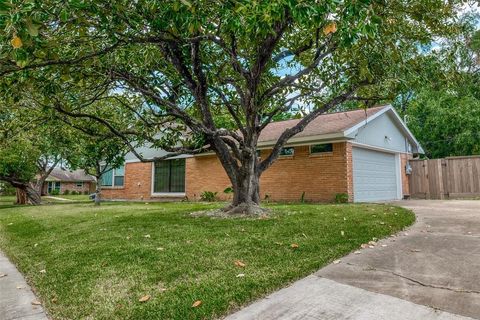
[[100, 165, 125, 187], [76, 181, 84, 188], [47, 181, 61, 193], [153, 159, 185, 193]]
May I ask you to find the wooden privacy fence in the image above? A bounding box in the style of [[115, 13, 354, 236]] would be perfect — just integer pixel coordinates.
[[409, 156, 480, 199]]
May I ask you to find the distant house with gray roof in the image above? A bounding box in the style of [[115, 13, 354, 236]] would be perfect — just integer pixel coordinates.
[[42, 168, 95, 195]]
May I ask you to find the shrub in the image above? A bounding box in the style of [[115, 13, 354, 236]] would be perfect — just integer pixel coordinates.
[[50, 190, 60, 196], [200, 191, 218, 202], [83, 191, 89, 195], [63, 190, 70, 195], [334, 193, 349, 203], [71, 191, 78, 195]]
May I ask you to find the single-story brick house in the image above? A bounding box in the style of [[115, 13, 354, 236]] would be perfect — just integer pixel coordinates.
[[42, 168, 95, 195], [101, 105, 423, 202]]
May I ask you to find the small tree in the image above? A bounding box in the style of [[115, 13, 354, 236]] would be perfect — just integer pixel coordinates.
[[0, 137, 41, 204], [75, 135, 128, 206]]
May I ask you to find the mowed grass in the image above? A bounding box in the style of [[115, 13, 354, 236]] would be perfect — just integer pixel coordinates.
[[0, 199, 414, 320]]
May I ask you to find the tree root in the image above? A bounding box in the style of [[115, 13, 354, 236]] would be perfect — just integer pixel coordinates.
[[191, 203, 271, 218]]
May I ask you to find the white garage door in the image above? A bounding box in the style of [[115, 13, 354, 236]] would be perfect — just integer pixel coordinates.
[[352, 147, 399, 202]]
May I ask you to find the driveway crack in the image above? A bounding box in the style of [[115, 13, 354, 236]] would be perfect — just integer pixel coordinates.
[[345, 262, 480, 295]]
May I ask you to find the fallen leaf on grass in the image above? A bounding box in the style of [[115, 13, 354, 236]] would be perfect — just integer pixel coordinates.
[[39, 269, 46, 274], [236, 273, 245, 278], [333, 259, 341, 264], [51, 298, 57, 303], [34, 243, 38, 247], [144, 234, 151, 238], [234, 260, 246, 267], [340, 231, 345, 236], [156, 247, 165, 251], [290, 243, 299, 249], [138, 295, 151, 302], [192, 300, 202, 308], [31, 300, 41, 305]]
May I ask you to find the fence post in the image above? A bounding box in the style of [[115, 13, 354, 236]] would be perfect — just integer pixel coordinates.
[[424, 160, 430, 199], [437, 159, 444, 199]]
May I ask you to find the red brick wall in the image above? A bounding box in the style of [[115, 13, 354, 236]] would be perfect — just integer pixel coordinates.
[[101, 162, 153, 200], [102, 142, 411, 202], [186, 142, 351, 202]]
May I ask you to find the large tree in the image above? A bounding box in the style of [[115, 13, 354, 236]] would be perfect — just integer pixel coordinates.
[[2, 0, 466, 213]]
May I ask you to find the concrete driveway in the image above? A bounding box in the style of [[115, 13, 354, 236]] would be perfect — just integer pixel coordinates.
[[226, 200, 480, 320]]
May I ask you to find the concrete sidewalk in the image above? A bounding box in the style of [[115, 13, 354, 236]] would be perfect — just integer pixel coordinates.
[[0, 251, 48, 320], [226, 200, 480, 320]]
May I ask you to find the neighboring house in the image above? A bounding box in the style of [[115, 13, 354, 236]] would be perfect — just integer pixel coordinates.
[[42, 168, 95, 195], [101, 105, 423, 203]]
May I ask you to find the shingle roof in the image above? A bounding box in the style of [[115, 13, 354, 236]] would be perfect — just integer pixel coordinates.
[[258, 105, 387, 143], [45, 168, 95, 182]]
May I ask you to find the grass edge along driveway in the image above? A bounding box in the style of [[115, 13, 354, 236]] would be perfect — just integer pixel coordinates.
[[0, 200, 414, 320]]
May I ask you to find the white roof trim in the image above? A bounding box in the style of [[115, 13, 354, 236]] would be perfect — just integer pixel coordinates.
[[343, 105, 424, 154]]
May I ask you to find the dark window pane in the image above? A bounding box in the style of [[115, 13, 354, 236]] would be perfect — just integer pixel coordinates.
[[154, 161, 170, 193], [170, 159, 185, 192], [310, 143, 333, 154], [154, 159, 185, 193], [114, 176, 124, 187], [280, 147, 294, 156]]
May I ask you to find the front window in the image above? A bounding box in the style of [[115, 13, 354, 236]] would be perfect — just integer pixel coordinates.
[[279, 147, 295, 156], [100, 165, 125, 187], [153, 159, 185, 193], [76, 181, 84, 188], [47, 181, 61, 194], [310, 143, 333, 154]]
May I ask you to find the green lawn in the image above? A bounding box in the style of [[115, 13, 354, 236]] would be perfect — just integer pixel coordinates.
[[0, 199, 414, 320]]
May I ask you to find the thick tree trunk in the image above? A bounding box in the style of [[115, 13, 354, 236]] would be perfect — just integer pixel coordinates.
[[14, 184, 41, 205], [16, 188, 27, 205], [222, 147, 265, 215]]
